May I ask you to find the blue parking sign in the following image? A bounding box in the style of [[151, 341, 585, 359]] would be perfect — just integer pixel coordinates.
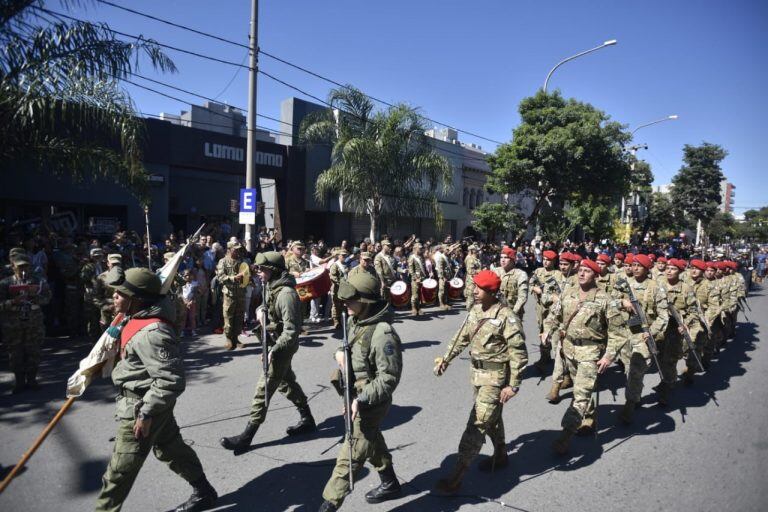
[[239, 188, 257, 224]]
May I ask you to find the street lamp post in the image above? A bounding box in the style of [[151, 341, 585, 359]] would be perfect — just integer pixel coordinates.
[[543, 40, 617, 93], [631, 115, 679, 137]]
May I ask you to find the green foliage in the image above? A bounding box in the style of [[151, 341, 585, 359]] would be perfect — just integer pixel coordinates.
[[735, 206, 768, 242], [707, 211, 736, 244], [300, 86, 452, 241], [487, 90, 632, 242], [643, 191, 679, 240], [0, 0, 177, 199], [670, 142, 727, 227], [471, 202, 523, 242], [566, 199, 619, 241]]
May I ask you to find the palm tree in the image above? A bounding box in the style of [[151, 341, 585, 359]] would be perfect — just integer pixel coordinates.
[[0, 0, 176, 199], [300, 86, 452, 241]]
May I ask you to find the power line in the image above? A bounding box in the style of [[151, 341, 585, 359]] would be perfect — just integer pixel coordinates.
[[91, 0, 505, 146]]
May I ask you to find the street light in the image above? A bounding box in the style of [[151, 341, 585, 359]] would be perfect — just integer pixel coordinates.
[[631, 115, 678, 136], [543, 39, 618, 93]]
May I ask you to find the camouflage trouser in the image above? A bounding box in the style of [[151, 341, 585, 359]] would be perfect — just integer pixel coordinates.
[[222, 292, 245, 342], [625, 333, 652, 403], [381, 282, 392, 303], [551, 331, 566, 383], [456, 385, 505, 466], [322, 400, 393, 508], [95, 408, 204, 512], [464, 280, 475, 310], [2, 313, 44, 373], [438, 277, 448, 306], [410, 279, 422, 310], [687, 331, 706, 371], [560, 340, 602, 433], [535, 302, 545, 334], [704, 319, 723, 358], [659, 332, 684, 384], [249, 348, 309, 425], [330, 292, 343, 326]]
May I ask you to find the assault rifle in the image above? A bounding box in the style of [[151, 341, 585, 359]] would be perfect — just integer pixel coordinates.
[[340, 311, 354, 490], [618, 278, 664, 382], [261, 284, 271, 406], [668, 304, 705, 372], [737, 296, 751, 321], [692, 296, 713, 340]]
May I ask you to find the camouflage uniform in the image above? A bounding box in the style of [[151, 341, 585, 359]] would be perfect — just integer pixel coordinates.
[[542, 271, 573, 386], [328, 258, 348, 328], [80, 259, 105, 340], [658, 279, 701, 387], [434, 250, 451, 308], [407, 252, 426, 312], [545, 286, 624, 434], [94, 267, 123, 328], [531, 267, 562, 334], [441, 302, 528, 467], [55, 248, 83, 336], [494, 266, 528, 318], [463, 253, 482, 309], [373, 250, 396, 301], [701, 276, 725, 359], [216, 254, 246, 347], [322, 301, 403, 508], [0, 271, 51, 388]]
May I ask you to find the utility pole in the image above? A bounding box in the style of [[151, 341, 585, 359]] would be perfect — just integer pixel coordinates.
[[244, 0, 259, 253]]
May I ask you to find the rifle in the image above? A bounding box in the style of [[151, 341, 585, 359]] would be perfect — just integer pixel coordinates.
[[619, 278, 664, 382], [737, 296, 751, 321], [434, 312, 472, 375], [261, 284, 271, 406], [541, 278, 564, 348], [340, 311, 354, 491], [668, 304, 705, 373], [692, 295, 713, 340]]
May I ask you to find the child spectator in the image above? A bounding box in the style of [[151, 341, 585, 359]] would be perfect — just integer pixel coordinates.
[[182, 269, 200, 336]]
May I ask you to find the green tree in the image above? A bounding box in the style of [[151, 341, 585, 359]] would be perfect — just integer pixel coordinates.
[[487, 90, 632, 243], [471, 202, 523, 242], [670, 142, 728, 228], [643, 191, 679, 241], [0, 0, 176, 198], [300, 86, 452, 241], [707, 211, 736, 244], [735, 207, 768, 242]]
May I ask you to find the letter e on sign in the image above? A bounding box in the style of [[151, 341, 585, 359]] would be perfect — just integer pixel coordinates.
[[239, 188, 257, 225]]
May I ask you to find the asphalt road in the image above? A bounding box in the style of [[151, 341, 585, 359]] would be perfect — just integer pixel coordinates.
[[1, 285, 766, 512]]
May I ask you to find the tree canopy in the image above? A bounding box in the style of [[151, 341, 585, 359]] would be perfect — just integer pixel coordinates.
[[0, 0, 176, 199], [300, 86, 452, 241], [487, 90, 632, 242], [670, 142, 727, 228], [471, 202, 523, 242]]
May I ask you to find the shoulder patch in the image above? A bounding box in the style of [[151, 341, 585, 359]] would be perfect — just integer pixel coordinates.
[[383, 341, 395, 356], [157, 346, 170, 361]]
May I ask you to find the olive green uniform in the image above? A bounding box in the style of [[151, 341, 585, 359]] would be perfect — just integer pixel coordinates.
[[216, 255, 246, 345], [441, 303, 528, 465], [329, 260, 347, 327], [658, 279, 701, 384], [494, 266, 528, 318], [407, 253, 426, 311], [0, 273, 51, 379], [373, 252, 396, 301], [464, 254, 481, 309], [322, 302, 402, 508], [96, 297, 206, 512], [80, 261, 105, 339], [94, 267, 124, 328], [434, 251, 451, 307]]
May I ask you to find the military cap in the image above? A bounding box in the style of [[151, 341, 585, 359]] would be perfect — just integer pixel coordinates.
[[9, 247, 25, 258], [668, 258, 687, 270], [90, 247, 104, 257], [579, 259, 601, 274], [690, 259, 707, 271], [227, 240, 242, 250], [597, 254, 612, 264], [290, 240, 305, 249], [634, 254, 652, 269], [625, 253, 634, 264], [255, 251, 286, 271], [113, 267, 162, 300], [163, 251, 175, 261], [614, 253, 625, 260], [338, 273, 380, 304], [108, 253, 123, 264], [381, 240, 392, 247], [334, 248, 349, 257], [501, 246, 516, 258], [360, 251, 373, 260], [468, 244, 479, 251], [473, 270, 501, 293], [412, 243, 422, 250], [542, 250, 557, 260], [657, 256, 668, 263], [12, 253, 31, 266]]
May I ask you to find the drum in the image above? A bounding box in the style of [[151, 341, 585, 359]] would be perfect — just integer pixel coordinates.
[[239, 262, 251, 288], [295, 267, 332, 302], [420, 278, 437, 304], [389, 280, 410, 307], [448, 277, 464, 300]]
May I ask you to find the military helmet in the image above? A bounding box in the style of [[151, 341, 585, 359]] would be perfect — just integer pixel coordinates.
[[255, 251, 286, 272], [113, 268, 163, 300], [338, 273, 380, 304], [107, 253, 123, 264]]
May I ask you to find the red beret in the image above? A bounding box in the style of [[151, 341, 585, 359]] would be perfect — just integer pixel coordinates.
[[634, 254, 652, 269], [565, 252, 582, 263], [691, 259, 707, 271], [473, 269, 501, 293], [729, 261, 738, 269], [614, 253, 625, 260], [648, 254, 657, 262], [625, 253, 634, 264], [597, 254, 612, 264], [714, 261, 725, 270], [706, 261, 717, 269], [657, 256, 668, 263], [543, 250, 557, 260], [580, 259, 601, 274], [501, 246, 516, 259], [668, 258, 686, 270]]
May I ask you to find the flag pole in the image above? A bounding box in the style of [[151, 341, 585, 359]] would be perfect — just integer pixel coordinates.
[[0, 397, 77, 494]]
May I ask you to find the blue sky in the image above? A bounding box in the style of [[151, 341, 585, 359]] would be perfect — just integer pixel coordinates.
[[57, 0, 767, 213]]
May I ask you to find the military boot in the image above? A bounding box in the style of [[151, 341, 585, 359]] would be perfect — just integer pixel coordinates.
[[219, 422, 258, 451], [620, 400, 637, 425], [12, 372, 26, 394], [410, 307, 418, 316], [478, 444, 508, 472], [435, 462, 469, 494], [561, 374, 573, 390], [552, 429, 574, 456], [365, 465, 402, 503], [546, 381, 562, 404], [286, 405, 317, 436], [318, 501, 338, 512], [682, 367, 695, 386], [656, 382, 671, 407], [25, 370, 40, 391], [174, 475, 218, 511], [224, 339, 236, 351], [533, 349, 552, 374], [576, 416, 596, 436]]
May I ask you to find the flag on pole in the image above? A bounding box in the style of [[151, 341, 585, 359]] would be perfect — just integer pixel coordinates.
[[65, 224, 205, 397]]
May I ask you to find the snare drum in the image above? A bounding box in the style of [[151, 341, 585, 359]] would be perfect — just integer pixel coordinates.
[[295, 267, 332, 302], [448, 277, 464, 300], [389, 280, 410, 307], [420, 278, 437, 304]]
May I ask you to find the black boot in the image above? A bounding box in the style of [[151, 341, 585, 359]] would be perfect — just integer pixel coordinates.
[[365, 465, 402, 504], [219, 422, 258, 451], [12, 372, 25, 394], [175, 475, 218, 512], [318, 500, 338, 512], [286, 406, 317, 436], [25, 370, 40, 391]]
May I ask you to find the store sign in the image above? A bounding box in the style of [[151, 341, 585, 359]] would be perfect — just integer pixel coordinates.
[[88, 216, 120, 235], [203, 142, 283, 168]]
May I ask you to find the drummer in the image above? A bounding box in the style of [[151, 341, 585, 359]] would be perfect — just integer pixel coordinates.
[[374, 240, 397, 302], [408, 243, 427, 316], [285, 241, 310, 332], [329, 248, 349, 330]]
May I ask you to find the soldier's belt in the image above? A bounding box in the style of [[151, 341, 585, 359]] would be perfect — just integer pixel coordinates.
[[470, 359, 507, 371], [119, 388, 146, 400], [566, 338, 602, 347]]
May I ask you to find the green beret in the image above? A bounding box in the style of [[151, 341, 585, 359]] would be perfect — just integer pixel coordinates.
[[255, 251, 285, 271], [338, 274, 380, 304]]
